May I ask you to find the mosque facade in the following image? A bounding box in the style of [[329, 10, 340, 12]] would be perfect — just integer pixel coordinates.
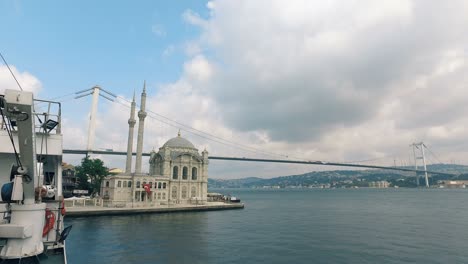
[[100, 84, 209, 206]]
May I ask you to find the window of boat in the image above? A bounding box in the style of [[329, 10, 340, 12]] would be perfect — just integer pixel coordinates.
[[192, 167, 197, 180], [173, 166, 178, 179]]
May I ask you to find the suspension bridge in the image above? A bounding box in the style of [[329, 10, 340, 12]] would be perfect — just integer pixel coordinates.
[[38, 85, 461, 186]]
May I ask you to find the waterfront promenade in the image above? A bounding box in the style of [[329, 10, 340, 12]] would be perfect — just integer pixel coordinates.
[[65, 201, 244, 217]]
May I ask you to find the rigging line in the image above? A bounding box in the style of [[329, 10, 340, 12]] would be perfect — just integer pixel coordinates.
[[0, 106, 23, 169], [116, 95, 291, 159], [113, 99, 286, 158], [0, 52, 23, 91]]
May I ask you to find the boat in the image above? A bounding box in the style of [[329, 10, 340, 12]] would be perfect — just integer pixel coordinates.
[[0, 89, 71, 263]]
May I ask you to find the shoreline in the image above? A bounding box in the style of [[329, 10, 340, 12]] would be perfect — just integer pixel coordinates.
[[65, 202, 244, 217]]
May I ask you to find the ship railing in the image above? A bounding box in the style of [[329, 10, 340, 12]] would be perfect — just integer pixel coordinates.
[[64, 197, 103, 208], [33, 98, 62, 134]]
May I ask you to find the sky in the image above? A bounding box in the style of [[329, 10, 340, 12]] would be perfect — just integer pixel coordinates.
[[1, 0, 468, 179]]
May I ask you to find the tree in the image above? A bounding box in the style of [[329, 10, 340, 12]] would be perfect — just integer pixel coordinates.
[[75, 157, 108, 196]]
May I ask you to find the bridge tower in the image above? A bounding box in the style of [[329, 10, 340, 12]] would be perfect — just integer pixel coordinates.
[[75, 85, 116, 155], [412, 142, 429, 187]]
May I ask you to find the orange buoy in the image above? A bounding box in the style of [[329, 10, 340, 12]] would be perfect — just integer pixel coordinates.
[[61, 199, 66, 216], [43, 209, 55, 237]]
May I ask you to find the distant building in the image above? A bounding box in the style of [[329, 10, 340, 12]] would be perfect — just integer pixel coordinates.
[[369, 181, 390, 188], [100, 132, 209, 205], [99, 87, 209, 206], [62, 162, 77, 197], [438, 180, 468, 188]]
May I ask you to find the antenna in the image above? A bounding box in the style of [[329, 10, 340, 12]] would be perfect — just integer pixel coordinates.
[[75, 86, 116, 154]]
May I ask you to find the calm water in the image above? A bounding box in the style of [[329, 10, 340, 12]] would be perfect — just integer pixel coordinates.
[[65, 188, 468, 263]]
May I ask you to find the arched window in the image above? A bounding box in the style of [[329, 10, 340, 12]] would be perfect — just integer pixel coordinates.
[[172, 186, 177, 199], [128, 181, 132, 188], [182, 186, 187, 199], [163, 182, 166, 189], [192, 167, 197, 180], [191, 186, 196, 197], [105, 181, 109, 187], [136, 181, 140, 188], [123, 181, 127, 188], [117, 181, 122, 188], [158, 182, 162, 189], [182, 167, 188, 180], [173, 166, 179, 179]]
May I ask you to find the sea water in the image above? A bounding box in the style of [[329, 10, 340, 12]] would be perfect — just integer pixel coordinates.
[[65, 188, 468, 263]]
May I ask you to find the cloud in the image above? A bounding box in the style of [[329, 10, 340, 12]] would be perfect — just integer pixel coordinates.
[[0, 65, 42, 94], [151, 24, 166, 37], [65, 1, 468, 178]]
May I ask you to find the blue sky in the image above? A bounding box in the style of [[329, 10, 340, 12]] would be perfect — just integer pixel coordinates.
[[1, 0, 207, 97], [2, 1, 468, 178]]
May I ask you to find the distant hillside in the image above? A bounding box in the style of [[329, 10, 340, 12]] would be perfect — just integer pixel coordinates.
[[209, 164, 468, 188]]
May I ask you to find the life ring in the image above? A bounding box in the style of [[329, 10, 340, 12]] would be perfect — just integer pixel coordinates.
[[61, 199, 66, 216], [43, 209, 55, 237]]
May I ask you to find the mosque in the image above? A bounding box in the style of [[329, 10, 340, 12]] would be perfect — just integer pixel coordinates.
[[100, 84, 209, 205]]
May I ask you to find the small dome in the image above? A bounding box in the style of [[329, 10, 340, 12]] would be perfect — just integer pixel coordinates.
[[163, 132, 196, 150]]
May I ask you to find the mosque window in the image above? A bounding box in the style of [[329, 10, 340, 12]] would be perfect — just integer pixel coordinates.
[[162, 193, 166, 199], [191, 186, 196, 198], [182, 186, 187, 199], [149, 182, 153, 188], [173, 166, 179, 179], [143, 181, 146, 188], [192, 167, 197, 180], [105, 181, 109, 187], [136, 181, 140, 188], [182, 167, 188, 180], [172, 186, 177, 199], [128, 181, 132, 188], [117, 181, 121, 188], [158, 182, 162, 189], [163, 182, 167, 189], [157, 193, 161, 200], [123, 181, 127, 188]]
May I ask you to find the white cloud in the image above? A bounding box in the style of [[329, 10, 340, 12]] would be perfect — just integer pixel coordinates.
[[151, 24, 166, 37], [0, 65, 42, 94], [65, 1, 468, 178]]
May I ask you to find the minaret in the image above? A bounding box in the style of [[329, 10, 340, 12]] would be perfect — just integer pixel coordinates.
[[135, 81, 147, 174], [125, 91, 136, 174]]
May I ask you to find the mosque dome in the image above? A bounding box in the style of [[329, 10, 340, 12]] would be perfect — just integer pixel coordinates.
[[162, 132, 196, 150]]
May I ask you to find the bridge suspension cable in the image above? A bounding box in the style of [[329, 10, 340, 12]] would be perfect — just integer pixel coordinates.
[[113, 95, 296, 160]]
